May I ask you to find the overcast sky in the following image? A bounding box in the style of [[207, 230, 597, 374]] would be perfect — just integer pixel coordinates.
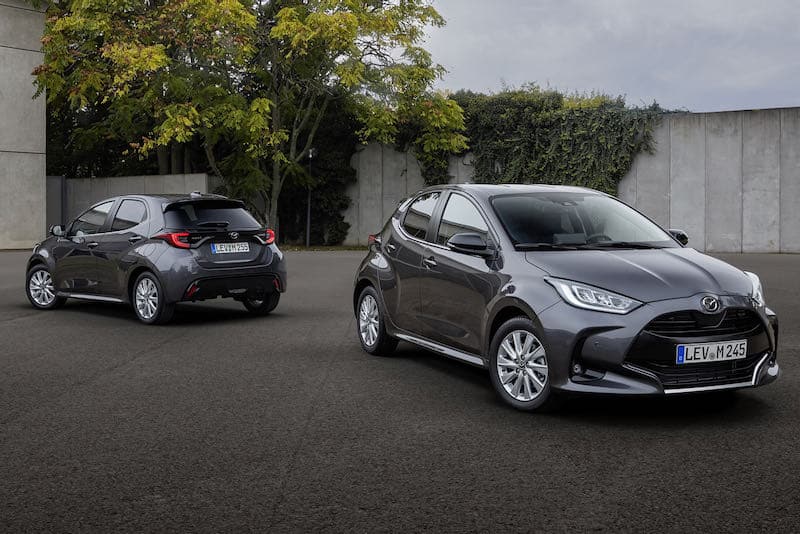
[[424, 0, 800, 112]]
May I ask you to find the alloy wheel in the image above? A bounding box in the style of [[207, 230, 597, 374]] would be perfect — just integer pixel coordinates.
[[29, 270, 56, 306], [135, 277, 159, 320], [496, 329, 549, 402], [358, 294, 380, 346]]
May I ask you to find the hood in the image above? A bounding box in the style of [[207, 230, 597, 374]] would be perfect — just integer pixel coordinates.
[[525, 248, 752, 302]]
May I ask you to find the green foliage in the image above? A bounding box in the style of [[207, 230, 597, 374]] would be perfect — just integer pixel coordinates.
[[448, 86, 661, 193]]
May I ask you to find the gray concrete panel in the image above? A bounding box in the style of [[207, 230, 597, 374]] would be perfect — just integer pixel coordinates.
[[381, 144, 406, 223], [705, 112, 743, 252], [358, 144, 383, 240], [0, 48, 45, 153], [742, 110, 780, 252], [0, 152, 44, 248], [405, 150, 425, 195], [669, 114, 706, 250], [0, 2, 44, 51], [617, 161, 636, 205], [780, 108, 800, 252], [635, 119, 670, 227]]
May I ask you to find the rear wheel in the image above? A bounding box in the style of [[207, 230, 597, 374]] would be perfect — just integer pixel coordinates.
[[242, 292, 280, 315], [133, 272, 174, 325], [26, 265, 66, 310], [488, 317, 559, 412], [357, 286, 397, 356]]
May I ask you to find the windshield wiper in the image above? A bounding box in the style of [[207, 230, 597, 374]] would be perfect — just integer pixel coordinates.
[[515, 243, 582, 251], [197, 221, 230, 228], [589, 241, 665, 249]]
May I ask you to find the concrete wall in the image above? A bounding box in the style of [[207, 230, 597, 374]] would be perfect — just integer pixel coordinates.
[[619, 109, 800, 252], [0, 1, 45, 249], [50, 174, 210, 225]]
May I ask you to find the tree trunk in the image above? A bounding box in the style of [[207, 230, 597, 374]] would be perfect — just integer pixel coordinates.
[[157, 145, 169, 175], [170, 142, 183, 174], [268, 159, 282, 236]]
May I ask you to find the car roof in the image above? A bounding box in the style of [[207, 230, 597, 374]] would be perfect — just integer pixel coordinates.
[[119, 192, 230, 203], [420, 183, 603, 200]]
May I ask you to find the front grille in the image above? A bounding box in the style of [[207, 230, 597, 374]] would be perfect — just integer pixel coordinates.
[[630, 353, 764, 388], [644, 308, 762, 338]]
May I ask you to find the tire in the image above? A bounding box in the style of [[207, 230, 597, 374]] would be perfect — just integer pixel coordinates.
[[488, 316, 560, 412], [356, 286, 398, 356], [132, 271, 174, 325], [242, 291, 280, 315], [26, 265, 66, 310]]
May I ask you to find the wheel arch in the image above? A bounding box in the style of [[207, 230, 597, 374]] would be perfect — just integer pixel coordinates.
[[353, 277, 375, 314], [484, 298, 540, 357], [126, 264, 160, 304]]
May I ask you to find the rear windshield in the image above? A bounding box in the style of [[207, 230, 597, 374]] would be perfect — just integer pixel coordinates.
[[164, 201, 262, 230]]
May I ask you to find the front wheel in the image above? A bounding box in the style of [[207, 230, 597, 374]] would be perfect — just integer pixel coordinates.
[[242, 292, 280, 315], [132, 272, 174, 325], [488, 316, 559, 412], [356, 286, 397, 356], [26, 265, 66, 310]]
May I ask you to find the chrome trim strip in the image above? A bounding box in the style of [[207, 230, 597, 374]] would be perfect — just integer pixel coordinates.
[[663, 381, 753, 395], [58, 292, 124, 303], [395, 333, 486, 368], [750, 352, 771, 386]]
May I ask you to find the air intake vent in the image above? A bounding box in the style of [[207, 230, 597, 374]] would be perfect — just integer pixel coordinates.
[[644, 308, 762, 338]]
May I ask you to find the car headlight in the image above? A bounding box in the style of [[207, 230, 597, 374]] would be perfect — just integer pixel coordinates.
[[546, 278, 641, 314], [744, 271, 765, 307]]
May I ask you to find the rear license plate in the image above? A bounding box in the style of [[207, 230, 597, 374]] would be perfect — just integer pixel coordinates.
[[211, 242, 250, 254], [676, 340, 747, 364]]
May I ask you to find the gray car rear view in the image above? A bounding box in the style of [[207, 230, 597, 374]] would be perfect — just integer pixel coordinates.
[[353, 184, 779, 411]]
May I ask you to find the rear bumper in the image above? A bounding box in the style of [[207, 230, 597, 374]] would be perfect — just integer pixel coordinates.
[[182, 274, 281, 302], [537, 294, 780, 396]]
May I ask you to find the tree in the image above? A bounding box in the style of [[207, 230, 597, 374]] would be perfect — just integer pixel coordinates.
[[34, 0, 467, 231]]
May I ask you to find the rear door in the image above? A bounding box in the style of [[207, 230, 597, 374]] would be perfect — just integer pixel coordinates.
[[380, 191, 442, 333], [418, 192, 502, 355], [162, 200, 272, 269], [52, 200, 115, 295], [95, 198, 150, 297]]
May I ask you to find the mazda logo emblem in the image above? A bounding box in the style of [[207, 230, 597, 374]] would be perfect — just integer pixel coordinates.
[[229, 232, 239, 240], [701, 295, 720, 313]]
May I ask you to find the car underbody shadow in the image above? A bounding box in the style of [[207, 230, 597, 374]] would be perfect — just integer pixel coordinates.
[[58, 299, 276, 325]]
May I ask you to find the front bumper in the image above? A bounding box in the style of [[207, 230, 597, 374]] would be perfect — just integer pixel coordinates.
[[537, 294, 780, 396]]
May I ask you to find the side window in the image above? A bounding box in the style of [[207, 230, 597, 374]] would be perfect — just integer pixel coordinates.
[[111, 200, 147, 231], [436, 194, 489, 245], [69, 201, 114, 236], [402, 192, 440, 240]]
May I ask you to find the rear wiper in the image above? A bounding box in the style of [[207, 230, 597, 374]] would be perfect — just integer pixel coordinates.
[[197, 221, 230, 228], [590, 241, 664, 249], [515, 243, 582, 251]]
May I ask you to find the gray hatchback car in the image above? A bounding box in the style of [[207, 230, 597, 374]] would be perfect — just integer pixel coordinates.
[[353, 184, 779, 411], [26, 193, 286, 324]]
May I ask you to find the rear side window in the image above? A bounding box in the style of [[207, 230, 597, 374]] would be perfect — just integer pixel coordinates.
[[164, 201, 261, 230], [436, 194, 489, 245], [402, 192, 440, 240], [111, 200, 147, 231], [70, 201, 114, 236]]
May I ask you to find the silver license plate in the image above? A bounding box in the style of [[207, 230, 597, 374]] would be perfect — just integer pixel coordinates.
[[211, 242, 250, 254], [676, 340, 747, 364]]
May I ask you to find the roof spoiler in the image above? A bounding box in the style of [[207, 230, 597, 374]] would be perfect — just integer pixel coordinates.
[[162, 196, 244, 212]]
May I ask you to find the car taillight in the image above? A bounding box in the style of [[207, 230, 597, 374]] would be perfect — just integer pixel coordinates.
[[368, 234, 381, 245], [265, 229, 275, 245], [155, 232, 190, 249]]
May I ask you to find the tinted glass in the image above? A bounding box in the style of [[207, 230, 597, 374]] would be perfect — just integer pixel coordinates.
[[111, 200, 147, 231], [491, 192, 676, 247], [402, 192, 440, 240], [436, 194, 489, 245], [70, 201, 114, 236], [164, 201, 261, 230]]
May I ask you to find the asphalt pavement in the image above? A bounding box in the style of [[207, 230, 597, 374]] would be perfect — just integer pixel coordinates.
[[0, 250, 798, 532]]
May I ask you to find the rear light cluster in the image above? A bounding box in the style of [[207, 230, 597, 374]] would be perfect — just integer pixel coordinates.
[[255, 229, 276, 245], [155, 232, 190, 249]]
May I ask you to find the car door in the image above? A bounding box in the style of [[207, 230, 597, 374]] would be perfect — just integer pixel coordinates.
[[379, 191, 442, 334], [95, 198, 150, 297], [417, 192, 502, 355], [52, 200, 115, 295]]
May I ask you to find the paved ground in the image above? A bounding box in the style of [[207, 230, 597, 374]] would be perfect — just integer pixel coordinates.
[[0, 250, 798, 532]]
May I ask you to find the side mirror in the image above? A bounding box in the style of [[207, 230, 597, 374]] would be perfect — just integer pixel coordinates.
[[446, 232, 493, 257], [50, 224, 65, 237], [669, 229, 689, 246]]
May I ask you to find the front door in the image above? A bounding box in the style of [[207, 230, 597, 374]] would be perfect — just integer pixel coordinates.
[[52, 200, 114, 295], [418, 193, 502, 355]]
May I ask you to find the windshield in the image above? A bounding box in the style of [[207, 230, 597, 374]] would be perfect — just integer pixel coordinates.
[[490, 192, 677, 249]]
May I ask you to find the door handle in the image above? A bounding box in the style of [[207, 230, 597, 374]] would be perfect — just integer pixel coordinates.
[[87, 241, 99, 249], [128, 235, 143, 244], [385, 243, 397, 253], [422, 256, 437, 269]]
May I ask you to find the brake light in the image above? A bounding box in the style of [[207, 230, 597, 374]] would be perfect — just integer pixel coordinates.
[[265, 228, 275, 245], [155, 232, 190, 249], [368, 234, 380, 245]]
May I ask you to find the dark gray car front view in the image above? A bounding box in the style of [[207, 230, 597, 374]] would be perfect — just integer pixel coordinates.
[[26, 193, 287, 324], [353, 184, 779, 411]]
